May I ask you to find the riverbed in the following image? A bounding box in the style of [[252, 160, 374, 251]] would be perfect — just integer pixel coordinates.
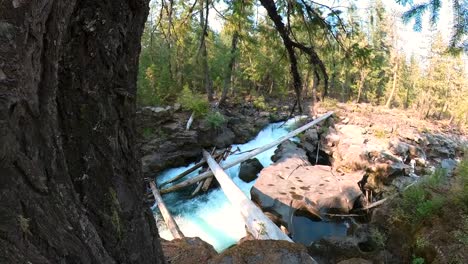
[[153, 117, 348, 252]]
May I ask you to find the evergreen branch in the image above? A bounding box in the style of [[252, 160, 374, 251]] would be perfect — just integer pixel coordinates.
[[402, 3, 429, 32]]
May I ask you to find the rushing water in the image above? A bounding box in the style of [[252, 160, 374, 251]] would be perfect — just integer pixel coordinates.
[[153, 117, 347, 252]]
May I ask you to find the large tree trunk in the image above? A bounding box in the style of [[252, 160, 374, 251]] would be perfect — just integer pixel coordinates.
[[0, 1, 164, 263]]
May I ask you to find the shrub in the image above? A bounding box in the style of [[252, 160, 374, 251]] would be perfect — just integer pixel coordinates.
[[453, 157, 468, 207], [370, 228, 387, 249], [178, 85, 209, 117], [397, 169, 447, 224], [411, 256, 425, 264], [253, 96, 268, 111], [320, 97, 339, 109], [454, 215, 468, 245], [205, 111, 226, 129]]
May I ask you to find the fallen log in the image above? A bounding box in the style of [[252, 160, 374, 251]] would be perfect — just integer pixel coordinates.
[[160, 111, 334, 194], [203, 150, 292, 241], [149, 181, 184, 239], [159, 152, 223, 187], [192, 148, 221, 196], [202, 148, 230, 192]]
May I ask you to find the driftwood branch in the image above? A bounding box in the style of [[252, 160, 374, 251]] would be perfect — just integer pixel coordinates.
[[358, 180, 419, 211], [186, 111, 194, 130], [160, 111, 334, 194], [149, 181, 184, 239]]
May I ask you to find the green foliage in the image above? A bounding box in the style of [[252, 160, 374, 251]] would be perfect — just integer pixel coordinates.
[[205, 111, 226, 129], [415, 236, 429, 250], [370, 228, 387, 249], [399, 0, 467, 52], [320, 98, 339, 109], [178, 85, 209, 117], [253, 96, 269, 111], [397, 169, 447, 223], [411, 256, 425, 264], [135, 0, 467, 131], [454, 215, 468, 245]]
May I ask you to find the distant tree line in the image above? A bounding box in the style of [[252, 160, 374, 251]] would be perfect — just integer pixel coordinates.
[[138, 0, 467, 128]]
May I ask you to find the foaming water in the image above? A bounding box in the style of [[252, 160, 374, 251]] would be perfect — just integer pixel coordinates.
[[153, 117, 305, 252]]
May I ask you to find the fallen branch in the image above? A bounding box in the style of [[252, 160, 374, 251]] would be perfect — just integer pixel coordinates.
[[357, 180, 419, 211], [149, 181, 184, 239], [160, 111, 334, 194], [324, 213, 362, 217], [186, 111, 194, 130], [159, 152, 223, 187]]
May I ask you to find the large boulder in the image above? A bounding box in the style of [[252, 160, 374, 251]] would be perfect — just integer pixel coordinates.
[[161, 237, 217, 264], [332, 125, 370, 171], [239, 158, 264, 183], [299, 128, 319, 157], [209, 240, 316, 264], [388, 139, 426, 165], [271, 140, 306, 162], [141, 130, 201, 175], [251, 140, 364, 224]]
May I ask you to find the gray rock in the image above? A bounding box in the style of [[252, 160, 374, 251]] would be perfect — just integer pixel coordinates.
[[252, 141, 364, 224], [300, 128, 319, 155], [271, 140, 306, 162], [441, 159, 457, 176], [239, 158, 264, 183]]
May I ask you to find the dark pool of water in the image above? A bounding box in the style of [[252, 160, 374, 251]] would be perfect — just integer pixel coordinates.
[[291, 215, 349, 246]]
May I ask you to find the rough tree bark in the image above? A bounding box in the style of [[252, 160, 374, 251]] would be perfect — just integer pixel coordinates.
[[0, 0, 164, 263]]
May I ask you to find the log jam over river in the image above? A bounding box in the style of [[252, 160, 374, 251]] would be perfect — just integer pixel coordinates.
[[152, 117, 348, 252]]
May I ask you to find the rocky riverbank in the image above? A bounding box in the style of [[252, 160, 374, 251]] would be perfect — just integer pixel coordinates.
[[144, 100, 467, 263]]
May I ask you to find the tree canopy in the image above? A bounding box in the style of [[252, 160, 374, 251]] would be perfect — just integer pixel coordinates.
[[138, 0, 468, 128]]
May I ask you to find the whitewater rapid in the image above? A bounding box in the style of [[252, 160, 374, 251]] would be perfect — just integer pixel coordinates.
[[153, 117, 304, 252]]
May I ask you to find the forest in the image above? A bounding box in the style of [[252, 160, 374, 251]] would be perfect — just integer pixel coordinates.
[[137, 0, 468, 128]]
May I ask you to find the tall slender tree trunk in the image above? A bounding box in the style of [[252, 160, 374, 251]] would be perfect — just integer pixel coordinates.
[[0, 0, 164, 262], [405, 80, 414, 109], [356, 70, 367, 103], [199, 0, 213, 101], [220, 31, 239, 105], [386, 59, 399, 108]]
